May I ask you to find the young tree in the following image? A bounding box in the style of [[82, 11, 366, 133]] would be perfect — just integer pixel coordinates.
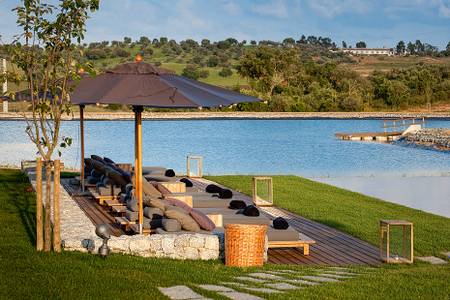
[[396, 41, 406, 55], [342, 41, 347, 48], [356, 41, 367, 48], [123, 36, 132, 44], [4, 0, 98, 251]]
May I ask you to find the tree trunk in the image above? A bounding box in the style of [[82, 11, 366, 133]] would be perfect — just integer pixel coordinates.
[[44, 162, 52, 252], [53, 160, 61, 252]]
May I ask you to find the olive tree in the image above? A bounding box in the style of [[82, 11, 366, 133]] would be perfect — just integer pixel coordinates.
[[4, 0, 98, 251]]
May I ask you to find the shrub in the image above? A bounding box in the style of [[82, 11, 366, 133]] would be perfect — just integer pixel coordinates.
[[219, 67, 233, 77]]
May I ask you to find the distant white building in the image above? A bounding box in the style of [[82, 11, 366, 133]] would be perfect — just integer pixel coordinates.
[[339, 48, 395, 56]]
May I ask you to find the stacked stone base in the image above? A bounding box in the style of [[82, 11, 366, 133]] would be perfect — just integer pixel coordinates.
[[63, 233, 220, 260], [24, 164, 220, 260]]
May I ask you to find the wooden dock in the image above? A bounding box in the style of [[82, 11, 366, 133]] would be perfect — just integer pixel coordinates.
[[335, 131, 403, 142], [336, 117, 425, 143], [62, 178, 380, 266]]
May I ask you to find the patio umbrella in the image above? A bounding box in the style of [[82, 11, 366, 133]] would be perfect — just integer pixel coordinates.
[[70, 59, 260, 234]]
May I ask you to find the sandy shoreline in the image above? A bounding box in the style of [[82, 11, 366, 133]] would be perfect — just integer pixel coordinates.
[[1, 111, 450, 120]]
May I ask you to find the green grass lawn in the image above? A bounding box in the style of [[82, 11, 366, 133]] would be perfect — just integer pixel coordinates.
[[0, 169, 448, 299], [206, 175, 450, 257]]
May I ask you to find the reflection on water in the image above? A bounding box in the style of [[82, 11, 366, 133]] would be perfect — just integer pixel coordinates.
[[317, 176, 450, 218], [0, 119, 449, 217]]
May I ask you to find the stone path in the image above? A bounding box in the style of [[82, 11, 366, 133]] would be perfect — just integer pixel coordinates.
[[416, 256, 448, 265], [159, 267, 371, 299]]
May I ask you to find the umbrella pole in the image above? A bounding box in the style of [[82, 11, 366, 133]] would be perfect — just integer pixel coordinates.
[[134, 106, 144, 234], [80, 105, 85, 192]]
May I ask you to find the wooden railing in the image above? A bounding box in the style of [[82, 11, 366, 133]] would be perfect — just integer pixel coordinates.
[[383, 117, 426, 133]]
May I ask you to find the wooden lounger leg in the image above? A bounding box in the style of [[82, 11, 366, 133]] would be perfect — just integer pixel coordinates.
[[303, 244, 310, 256]]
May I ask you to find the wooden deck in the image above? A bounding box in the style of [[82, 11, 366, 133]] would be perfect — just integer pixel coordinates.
[[192, 178, 381, 266], [61, 179, 125, 237], [62, 178, 381, 266]]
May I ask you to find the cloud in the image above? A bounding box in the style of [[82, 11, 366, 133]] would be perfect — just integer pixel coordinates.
[[251, 0, 289, 19], [220, 0, 241, 16], [432, 0, 450, 17], [385, 0, 450, 18], [306, 0, 369, 18]]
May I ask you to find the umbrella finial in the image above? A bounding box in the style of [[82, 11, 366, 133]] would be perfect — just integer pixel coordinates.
[[135, 54, 143, 62]]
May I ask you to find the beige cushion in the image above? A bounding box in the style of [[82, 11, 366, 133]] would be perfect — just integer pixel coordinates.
[[165, 207, 201, 232], [149, 198, 166, 211], [142, 179, 162, 198]]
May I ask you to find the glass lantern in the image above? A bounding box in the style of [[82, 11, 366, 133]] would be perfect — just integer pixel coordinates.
[[380, 220, 413, 264], [186, 155, 203, 178], [252, 176, 273, 207]]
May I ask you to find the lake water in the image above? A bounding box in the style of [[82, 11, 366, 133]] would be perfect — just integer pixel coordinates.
[[0, 119, 449, 217]]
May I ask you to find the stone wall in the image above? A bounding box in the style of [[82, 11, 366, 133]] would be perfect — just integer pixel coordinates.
[[401, 128, 450, 151]]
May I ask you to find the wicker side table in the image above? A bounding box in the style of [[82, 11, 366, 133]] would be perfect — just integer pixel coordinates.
[[225, 224, 268, 267]]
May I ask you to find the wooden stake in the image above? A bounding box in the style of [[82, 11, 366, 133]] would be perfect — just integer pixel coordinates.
[[36, 158, 43, 251], [80, 105, 85, 192], [53, 160, 61, 252], [136, 107, 143, 234], [44, 162, 52, 252]]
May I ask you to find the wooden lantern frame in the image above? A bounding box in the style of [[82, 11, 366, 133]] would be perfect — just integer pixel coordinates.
[[252, 176, 273, 207], [379, 220, 413, 264], [186, 155, 203, 178]]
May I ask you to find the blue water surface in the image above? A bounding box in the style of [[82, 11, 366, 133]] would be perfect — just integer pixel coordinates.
[[0, 119, 449, 177]]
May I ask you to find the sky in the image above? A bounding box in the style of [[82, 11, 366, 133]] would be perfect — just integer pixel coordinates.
[[0, 0, 449, 49]]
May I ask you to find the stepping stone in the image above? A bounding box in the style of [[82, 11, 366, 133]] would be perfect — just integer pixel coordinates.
[[221, 282, 248, 288], [158, 286, 206, 299], [272, 270, 298, 274], [441, 251, 450, 259], [284, 279, 320, 286], [416, 256, 448, 265], [319, 273, 353, 279], [219, 291, 263, 300], [235, 276, 266, 283], [247, 272, 284, 280], [198, 285, 235, 292], [265, 282, 299, 290], [244, 287, 283, 294], [322, 271, 358, 276], [300, 276, 340, 283]]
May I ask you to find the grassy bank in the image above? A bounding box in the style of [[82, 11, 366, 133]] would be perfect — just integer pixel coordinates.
[[207, 175, 450, 257], [0, 169, 448, 299]]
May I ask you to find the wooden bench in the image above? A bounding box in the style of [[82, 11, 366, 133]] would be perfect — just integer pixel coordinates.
[[88, 187, 119, 206], [111, 205, 127, 216], [268, 233, 315, 255], [114, 217, 135, 232]]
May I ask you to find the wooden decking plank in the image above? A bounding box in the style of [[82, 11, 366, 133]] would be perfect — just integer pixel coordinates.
[[262, 209, 379, 265], [267, 210, 380, 264], [264, 210, 379, 265], [265, 207, 379, 256]]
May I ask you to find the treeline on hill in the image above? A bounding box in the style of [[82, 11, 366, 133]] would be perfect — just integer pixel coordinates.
[[1, 36, 450, 111], [236, 47, 450, 112]]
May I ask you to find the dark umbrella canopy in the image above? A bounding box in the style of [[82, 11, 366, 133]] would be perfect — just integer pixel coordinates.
[[70, 62, 260, 108]]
